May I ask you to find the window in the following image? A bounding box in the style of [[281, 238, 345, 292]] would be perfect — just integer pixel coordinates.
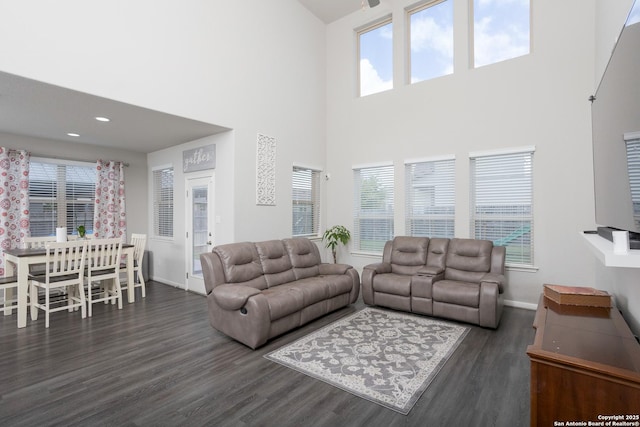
[[358, 18, 393, 97], [28, 160, 96, 237], [626, 136, 640, 230], [409, 0, 454, 84], [153, 167, 174, 238], [470, 148, 534, 266], [405, 157, 455, 238], [353, 164, 394, 252], [292, 166, 321, 237], [472, 0, 530, 68]]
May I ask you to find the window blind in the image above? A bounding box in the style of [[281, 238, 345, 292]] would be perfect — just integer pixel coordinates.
[[28, 160, 95, 237], [292, 166, 321, 237], [353, 164, 394, 253], [405, 158, 455, 238], [470, 149, 534, 266], [626, 137, 640, 230], [153, 167, 174, 238]]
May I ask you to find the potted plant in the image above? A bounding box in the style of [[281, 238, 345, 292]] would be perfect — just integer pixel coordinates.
[[322, 225, 351, 263], [76, 225, 86, 239]]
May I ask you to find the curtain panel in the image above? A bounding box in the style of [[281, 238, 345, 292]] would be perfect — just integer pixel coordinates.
[[0, 148, 30, 276], [93, 160, 126, 240]]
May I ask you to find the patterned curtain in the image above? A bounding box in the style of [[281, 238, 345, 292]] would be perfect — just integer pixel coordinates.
[[93, 160, 126, 240], [0, 148, 30, 276]]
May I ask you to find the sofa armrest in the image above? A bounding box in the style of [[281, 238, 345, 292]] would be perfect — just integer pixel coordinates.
[[481, 273, 505, 293], [319, 263, 350, 275], [362, 262, 392, 274], [416, 266, 444, 276], [212, 284, 262, 311]]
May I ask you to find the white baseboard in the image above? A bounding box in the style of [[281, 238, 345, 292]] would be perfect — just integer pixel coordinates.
[[504, 299, 538, 311]]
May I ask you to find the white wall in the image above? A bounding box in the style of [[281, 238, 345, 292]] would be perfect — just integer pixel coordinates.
[[325, 1, 597, 309], [0, 132, 148, 237]]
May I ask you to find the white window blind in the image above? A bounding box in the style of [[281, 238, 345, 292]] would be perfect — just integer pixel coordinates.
[[626, 137, 640, 230], [470, 149, 534, 266], [153, 167, 174, 238], [353, 164, 394, 253], [292, 166, 321, 237], [28, 160, 95, 237], [405, 158, 455, 238]]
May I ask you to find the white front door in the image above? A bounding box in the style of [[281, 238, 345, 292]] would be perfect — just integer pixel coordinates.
[[185, 173, 215, 294]]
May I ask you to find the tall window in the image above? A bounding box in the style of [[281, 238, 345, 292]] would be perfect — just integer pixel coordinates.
[[153, 167, 174, 238], [409, 0, 454, 84], [358, 18, 393, 97], [470, 148, 534, 266], [292, 166, 321, 237], [28, 159, 95, 237], [353, 164, 394, 252], [472, 0, 530, 68], [405, 157, 455, 238], [626, 135, 640, 230]]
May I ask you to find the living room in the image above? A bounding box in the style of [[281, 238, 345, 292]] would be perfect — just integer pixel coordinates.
[[0, 0, 639, 423]]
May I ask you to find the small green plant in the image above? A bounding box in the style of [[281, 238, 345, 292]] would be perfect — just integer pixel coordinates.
[[322, 225, 351, 263], [76, 225, 86, 238]]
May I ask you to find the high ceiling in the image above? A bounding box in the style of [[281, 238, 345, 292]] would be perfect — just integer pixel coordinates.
[[0, 2, 367, 154]]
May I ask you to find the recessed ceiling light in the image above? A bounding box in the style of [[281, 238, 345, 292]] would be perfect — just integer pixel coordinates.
[[95, 116, 110, 122], [67, 133, 80, 137]]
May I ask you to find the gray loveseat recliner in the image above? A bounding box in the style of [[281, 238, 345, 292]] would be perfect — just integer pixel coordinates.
[[200, 237, 360, 349], [362, 236, 505, 328]]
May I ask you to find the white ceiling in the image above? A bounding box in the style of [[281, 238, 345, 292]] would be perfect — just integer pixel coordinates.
[[0, 71, 228, 154], [0, 2, 366, 154], [298, 0, 368, 23]]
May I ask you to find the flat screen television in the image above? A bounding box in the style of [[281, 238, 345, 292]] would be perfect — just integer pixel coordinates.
[[592, 1, 640, 243]]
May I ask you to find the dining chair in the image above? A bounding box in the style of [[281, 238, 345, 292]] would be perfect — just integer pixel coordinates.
[[0, 275, 19, 316], [85, 238, 123, 317], [22, 235, 57, 249], [29, 240, 88, 328], [121, 233, 147, 299]]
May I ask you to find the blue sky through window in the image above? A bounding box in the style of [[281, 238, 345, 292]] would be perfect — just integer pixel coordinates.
[[359, 21, 393, 96], [474, 0, 530, 68], [410, 0, 454, 83]]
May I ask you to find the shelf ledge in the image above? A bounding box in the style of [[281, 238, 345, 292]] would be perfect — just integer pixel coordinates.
[[581, 232, 640, 268]]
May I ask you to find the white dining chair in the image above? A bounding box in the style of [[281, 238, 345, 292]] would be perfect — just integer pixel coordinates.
[[29, 240, 87, 328], [0, 275, 19, 316], [22, 235, 56, 249], [120, 233, 147, 299], [85, 238, 123, 317]]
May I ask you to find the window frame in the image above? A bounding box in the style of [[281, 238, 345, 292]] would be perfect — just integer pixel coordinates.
[[153, 165, 175, 239], [405, 155, 456, 238], [353, 162, 395, 254], [28, 157, 96, 238], [292, 165, 322, 238], [469, 147, 535, 268], [407, 0, 454, 85]]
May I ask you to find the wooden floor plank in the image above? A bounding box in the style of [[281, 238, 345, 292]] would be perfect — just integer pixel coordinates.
[[0, 282, 535, 426]]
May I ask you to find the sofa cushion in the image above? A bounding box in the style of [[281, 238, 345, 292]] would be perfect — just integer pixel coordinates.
[[373, 273, 411, 297], [255, 240, 296, 287], [214, 242, 267, 290], [432, 280, 480, 308], [262, 286, 304, 321], [390, 236, 429, 275], [444, 238, 493, 284], [296, 275, 353, 299], [283, 238, 320, 279], [287, 280, 329, 307]]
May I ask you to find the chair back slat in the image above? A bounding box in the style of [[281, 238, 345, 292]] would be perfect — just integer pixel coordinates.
[[44, 240, 87, 280]]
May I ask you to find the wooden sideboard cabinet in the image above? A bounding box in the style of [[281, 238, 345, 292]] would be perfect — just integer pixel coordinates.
[[527, 296, 640, 426]]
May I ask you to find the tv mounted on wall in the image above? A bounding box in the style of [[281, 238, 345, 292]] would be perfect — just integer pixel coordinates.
[[591, 1, 640, 246]]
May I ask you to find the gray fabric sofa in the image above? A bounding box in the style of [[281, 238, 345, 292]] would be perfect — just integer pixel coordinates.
[[362, 236, 505, 328], [200, 237, 360, 349]]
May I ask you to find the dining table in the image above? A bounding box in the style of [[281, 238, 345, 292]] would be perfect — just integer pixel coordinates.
[[3, 243, 136, 328]]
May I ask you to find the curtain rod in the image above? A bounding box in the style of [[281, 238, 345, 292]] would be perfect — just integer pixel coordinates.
[[30, 154, 130, 167]]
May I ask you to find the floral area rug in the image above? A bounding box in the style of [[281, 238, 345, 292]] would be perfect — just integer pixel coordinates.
[[264, 307, 470, 414]]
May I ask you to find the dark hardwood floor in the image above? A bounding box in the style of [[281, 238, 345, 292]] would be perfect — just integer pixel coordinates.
[[0, 282, 535, 426]]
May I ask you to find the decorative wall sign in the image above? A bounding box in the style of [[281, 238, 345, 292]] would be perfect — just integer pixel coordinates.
[[183, 144, 216, 173], [256, 133, 276, 205]]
